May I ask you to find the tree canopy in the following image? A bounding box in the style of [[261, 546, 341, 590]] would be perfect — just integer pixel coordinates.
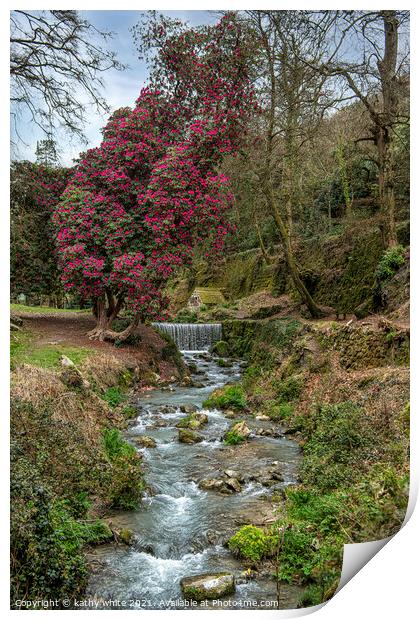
[[52, 14, 257, 340]]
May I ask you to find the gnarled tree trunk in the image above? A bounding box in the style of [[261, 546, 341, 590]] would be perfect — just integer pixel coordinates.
[[87, 293, 139, 342]]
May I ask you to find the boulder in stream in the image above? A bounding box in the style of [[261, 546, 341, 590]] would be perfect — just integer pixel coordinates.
[[199, 472, 243, 494], [225, 477, 242, 493], [133, 435, 157, 448], [178, 428, 203, 444], [180, 572, 235, 601], [223, 420, 251, 443], [117, 528, 134, 545], [177, 411, 208, 430], [180, 404, 198, 414]]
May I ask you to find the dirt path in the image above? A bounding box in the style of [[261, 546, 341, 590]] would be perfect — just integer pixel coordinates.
[[14, 311, 179, 381]]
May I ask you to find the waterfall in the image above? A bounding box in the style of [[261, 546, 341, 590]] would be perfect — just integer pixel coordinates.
[[152, 323, 222, 352]]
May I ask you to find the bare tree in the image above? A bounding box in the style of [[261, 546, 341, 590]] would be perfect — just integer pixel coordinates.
[[240, 11, 333, 317], [304, 10, 410, 247], [10, 10, 125, 144]]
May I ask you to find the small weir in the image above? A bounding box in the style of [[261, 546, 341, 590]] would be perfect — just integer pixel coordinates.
[[152, 322, 222, 351]]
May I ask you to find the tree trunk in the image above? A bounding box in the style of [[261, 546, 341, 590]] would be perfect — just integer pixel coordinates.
[[376, 10, 399, 247], [377, 127, 398, 247], [87, 295, 136, 342], [264, 181, 325, 318], [252, 209, 271, 264], [336, 139, 353, 220], [257, 13, 325, 319]]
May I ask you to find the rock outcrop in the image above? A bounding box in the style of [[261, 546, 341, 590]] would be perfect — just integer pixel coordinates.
[[180, 572, 235, 601]]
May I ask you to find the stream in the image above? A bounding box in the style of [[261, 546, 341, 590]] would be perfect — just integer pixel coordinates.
[[87, 325, 302, 610]]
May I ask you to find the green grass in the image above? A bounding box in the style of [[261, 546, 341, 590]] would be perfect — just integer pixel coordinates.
[[11, 303, 90, 314], [11, 329, 92, 369], [203, 384, 247, 410], [224, 429, 246, 445], [102, 386, 127, 408]]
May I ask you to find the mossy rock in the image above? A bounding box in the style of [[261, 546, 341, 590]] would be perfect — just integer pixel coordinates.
[[117, 528, 134, 545], [176, 412, 208, 430], [178, 428, 203, 444], [133, 435, 157, 448], [211, 340, 230, 356], [224, 420, 251, 445], [180, 572, 235, 601], [326, 324, 409, 369]]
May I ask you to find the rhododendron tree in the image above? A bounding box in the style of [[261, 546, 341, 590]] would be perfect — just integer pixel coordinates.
[[53, 14, 257, 341]]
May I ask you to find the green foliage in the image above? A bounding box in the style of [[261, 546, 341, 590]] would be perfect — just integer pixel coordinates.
[[10, 399, 112, 606], [174, 308, 198, 323], [221, 319, 301, 364], [211, 340, 230, 356], [11, 490, 88, 606], [102, 428, 136, 460], [102, 386, 127, 408], [121, 404, 138, 419], [375, 245, 405, 281], [203, 384, 247, 410], [241, 364, 263, 389], [268, 398, 409, 602], [273, 402, 294, 420], [102, 429, 144, 510], [10, 161, 70, 301], [228, 525, 275, 564], [298, 585, 325, 607], [10, 304, 89, 314], [301, 402, 373, 491], [277, 527, 318, 583], [273, 375, 303, 403], [156, 328, 186, 377], [224, 429, 245, 445]]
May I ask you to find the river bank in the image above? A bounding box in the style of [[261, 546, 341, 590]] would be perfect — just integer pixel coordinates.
[[10, 311, 187, 608], [10, 310, 409, 610]]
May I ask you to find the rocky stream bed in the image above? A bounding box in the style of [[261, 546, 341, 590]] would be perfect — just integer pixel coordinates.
[[87, 340, 303, 610]]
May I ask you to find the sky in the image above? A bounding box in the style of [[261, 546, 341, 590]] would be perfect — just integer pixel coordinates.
[[11, 10, 218, 166]]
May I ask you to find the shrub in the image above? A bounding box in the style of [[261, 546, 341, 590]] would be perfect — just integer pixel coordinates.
[[224, 430, 245, 445], [121, 404, 138, 419], [211, 340, 230, 356], [156, 329, 186, 377], [203, 384, 247, 410], [277, 527, 316, 583], [102, 428, 144, 509], [375, 245, 405, 281], [228, 525, 275, 564], [11, 491, 89, 606], [174, 308, 198, 323], [301, 401, 372, 491], [241, 364, 263, 389]]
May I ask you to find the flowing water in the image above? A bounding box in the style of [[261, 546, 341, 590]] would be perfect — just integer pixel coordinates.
[[152, 322, 222, 352], [87, 327, 302, 610]]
